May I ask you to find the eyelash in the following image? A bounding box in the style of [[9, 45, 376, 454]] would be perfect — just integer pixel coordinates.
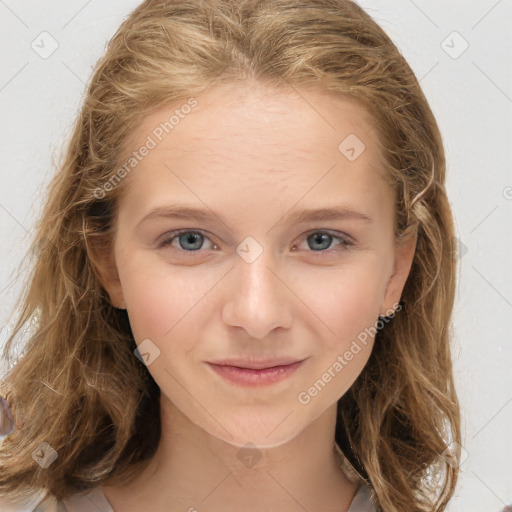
[[158, 229, 354, 256]]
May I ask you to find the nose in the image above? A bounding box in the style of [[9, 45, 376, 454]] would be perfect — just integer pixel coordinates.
[[221, 245, 293, 340]]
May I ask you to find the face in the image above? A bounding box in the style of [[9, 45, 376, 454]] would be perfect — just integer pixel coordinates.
[[99, 82, 415, 449]]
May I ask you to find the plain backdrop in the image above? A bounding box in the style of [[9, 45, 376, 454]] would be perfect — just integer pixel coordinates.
[[0, 1, 511, 511]]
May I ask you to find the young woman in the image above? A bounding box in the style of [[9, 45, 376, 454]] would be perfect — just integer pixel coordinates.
[[0, 1, 462, 510]]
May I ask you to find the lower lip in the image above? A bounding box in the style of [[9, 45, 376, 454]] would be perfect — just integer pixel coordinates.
[[206, 361, 304, 387]]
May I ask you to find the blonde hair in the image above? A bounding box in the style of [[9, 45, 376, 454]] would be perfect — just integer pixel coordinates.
[[0, 1, 461, 510]]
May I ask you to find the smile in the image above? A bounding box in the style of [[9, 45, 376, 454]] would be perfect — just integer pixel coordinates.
[[205, 361, 305, 387]]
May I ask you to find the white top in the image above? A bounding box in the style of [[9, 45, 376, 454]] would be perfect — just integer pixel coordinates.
[[31, 481, 377, 512]]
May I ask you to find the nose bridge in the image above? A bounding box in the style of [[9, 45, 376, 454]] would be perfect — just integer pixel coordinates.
[[221, 236, 292, 338]]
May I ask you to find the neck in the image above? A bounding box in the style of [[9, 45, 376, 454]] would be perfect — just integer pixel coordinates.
[[102, 395, 360, 512]]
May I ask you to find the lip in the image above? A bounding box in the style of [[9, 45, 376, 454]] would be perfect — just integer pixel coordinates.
[[207, 357, 305, 370], [206, 359, 305, 387]]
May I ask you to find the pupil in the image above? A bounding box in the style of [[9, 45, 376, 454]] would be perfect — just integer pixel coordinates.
[[180, 233, 202, 251], [310, 233, 330, 251]]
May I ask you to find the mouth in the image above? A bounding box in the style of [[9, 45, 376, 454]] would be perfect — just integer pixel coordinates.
[[206, 357, 305, 370], [205, 358, 306, 387]]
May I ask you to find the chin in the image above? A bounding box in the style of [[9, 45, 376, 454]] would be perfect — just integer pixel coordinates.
[[215, 431, 300, 450], [200, 409, 307, 450]]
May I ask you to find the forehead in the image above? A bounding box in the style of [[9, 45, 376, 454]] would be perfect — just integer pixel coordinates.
[[117, 82, 392, 221], [129, 83, 378, 150]]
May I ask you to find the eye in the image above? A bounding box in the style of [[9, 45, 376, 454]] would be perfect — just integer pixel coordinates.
[[292, 231, 354, 254], [158, 229, 354, 255], [159, 230, 216, 252]]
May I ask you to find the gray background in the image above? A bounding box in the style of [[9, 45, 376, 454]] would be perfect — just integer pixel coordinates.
[[1, 1, 511, 510]]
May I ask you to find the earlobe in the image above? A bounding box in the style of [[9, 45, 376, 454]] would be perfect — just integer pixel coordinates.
[[380, 232, 417, 316]]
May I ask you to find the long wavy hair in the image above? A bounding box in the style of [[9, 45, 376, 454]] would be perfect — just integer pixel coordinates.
[[0, 0, 461, 510]]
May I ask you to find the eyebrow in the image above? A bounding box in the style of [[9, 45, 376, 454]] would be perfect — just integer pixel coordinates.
[[137, 204, 373, 228]]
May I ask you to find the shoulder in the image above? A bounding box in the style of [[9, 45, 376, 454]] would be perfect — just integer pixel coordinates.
[[334, 443, 378, 512], [347, 482, 379, 512], [32, 494, 66, 512], [0, 493, 64, 512], [29, 486, 112, 512]]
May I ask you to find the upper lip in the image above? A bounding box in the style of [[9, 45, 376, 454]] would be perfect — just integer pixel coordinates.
[[207, 357, 305, 370]]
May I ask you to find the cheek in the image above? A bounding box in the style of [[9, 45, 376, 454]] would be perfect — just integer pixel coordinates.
[[301, 261, 388, 346], [117, 255, 201, 345], [298, 267, 386, 402]]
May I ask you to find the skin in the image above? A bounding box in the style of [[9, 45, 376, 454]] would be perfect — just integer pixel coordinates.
[[95, 81, 416, 512]]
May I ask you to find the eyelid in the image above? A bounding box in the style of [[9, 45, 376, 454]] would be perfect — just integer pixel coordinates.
[[304, 228, 355, 244], [300, 229, 355, 251]]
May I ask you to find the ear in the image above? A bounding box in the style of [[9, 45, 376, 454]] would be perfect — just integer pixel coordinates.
[[88, 239, 126, 309], [380, 231, 417, 316]]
